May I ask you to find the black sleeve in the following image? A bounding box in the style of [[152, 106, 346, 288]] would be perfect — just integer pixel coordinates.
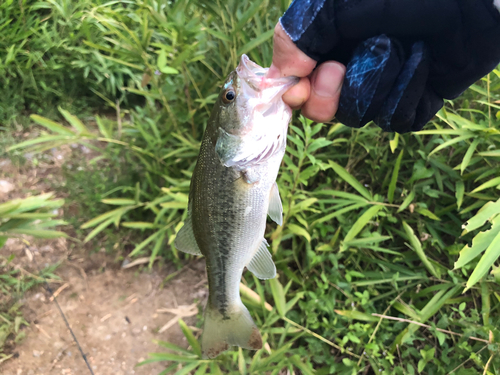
[[280, 0, 500, 133]]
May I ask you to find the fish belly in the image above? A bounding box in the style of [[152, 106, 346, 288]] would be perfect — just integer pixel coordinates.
[[190, 136, 277, 358]]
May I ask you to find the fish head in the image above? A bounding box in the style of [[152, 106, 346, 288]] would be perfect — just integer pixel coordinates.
[[215, 54, 299, 169]]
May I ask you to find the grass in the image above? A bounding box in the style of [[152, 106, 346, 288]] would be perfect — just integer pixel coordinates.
[[0, 193, 64, 362], [0, 256, 61, 364], [2, 0, 500, 374]]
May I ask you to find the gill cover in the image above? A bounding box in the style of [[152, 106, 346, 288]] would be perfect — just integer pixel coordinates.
[[215, 55, 298, 170]]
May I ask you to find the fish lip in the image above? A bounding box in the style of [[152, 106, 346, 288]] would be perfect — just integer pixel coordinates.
[[236, 54, 299, 99], [238, 54, 267, 77]]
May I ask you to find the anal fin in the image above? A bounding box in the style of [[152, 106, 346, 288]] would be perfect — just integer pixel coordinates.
[[174, 210, 202, 256], [246, 239, 276, 280], [268, 182, 283, 226]]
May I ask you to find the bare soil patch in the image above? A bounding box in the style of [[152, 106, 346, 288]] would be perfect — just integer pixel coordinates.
[[0, 142, 207, 375]]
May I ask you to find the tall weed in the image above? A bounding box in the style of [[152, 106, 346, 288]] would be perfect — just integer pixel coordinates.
[[4, 0, 500, 373]]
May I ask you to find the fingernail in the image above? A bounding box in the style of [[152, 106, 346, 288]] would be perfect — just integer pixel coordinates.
[[266, 64, 281, 79], [313, 62, 345, 98]]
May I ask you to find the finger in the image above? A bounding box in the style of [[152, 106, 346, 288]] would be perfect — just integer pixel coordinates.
[[301, 62, 346, 123], [267, 23, 317, 79], [282, 77, 311, 109]]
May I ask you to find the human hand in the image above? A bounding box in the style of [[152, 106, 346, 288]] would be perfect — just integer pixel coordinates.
[[267, 23, 345, 123], [276, 0, 500, 133]]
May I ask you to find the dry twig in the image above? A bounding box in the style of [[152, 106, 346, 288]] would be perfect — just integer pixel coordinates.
[[34, 323, 51, 339], [49, 283, 70, 302], [157, 304, 198, 333]]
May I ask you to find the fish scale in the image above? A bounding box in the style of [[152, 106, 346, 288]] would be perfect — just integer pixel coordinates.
[[174, 55, 298, 358], [193, 131, 269, 317]]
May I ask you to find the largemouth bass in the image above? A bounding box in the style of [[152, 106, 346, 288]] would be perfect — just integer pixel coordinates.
[[174, 55, 298, 359]]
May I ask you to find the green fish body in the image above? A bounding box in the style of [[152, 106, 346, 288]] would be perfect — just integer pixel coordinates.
[[174, 55, 297, 358]]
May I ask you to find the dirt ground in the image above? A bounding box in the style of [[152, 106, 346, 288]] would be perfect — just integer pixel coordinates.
[[0, 142, 208, 375]]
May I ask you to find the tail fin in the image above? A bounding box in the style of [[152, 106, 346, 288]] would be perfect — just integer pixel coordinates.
[[201, 302, 262, 359]]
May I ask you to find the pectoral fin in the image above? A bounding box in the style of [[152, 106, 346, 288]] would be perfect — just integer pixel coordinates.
[[246, 239, 276, 280], [174, 210, 202, 256], [267, 182, 283, 226]]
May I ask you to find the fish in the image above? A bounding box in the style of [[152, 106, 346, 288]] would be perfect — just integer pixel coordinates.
[[173, 54, 298, 359]]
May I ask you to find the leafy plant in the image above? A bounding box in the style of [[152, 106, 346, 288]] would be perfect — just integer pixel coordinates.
[[0, 193, 65, 360], [0, 255, 61, 362], [0, 193, 67, 247], [455, 199, 500, 291], [3, 0, 500, 373]]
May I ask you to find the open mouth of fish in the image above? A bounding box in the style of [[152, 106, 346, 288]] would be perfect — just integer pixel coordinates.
[[237, 54, 299, 119]]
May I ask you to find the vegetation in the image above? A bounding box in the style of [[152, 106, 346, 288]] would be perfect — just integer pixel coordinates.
[[3, 0, 500, 373], [0, 193, 65, 363]]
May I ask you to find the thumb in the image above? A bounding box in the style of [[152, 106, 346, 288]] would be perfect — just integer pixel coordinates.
[[267, 22, 317, 78]]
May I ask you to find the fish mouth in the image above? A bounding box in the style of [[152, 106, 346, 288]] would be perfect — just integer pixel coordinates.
[[236, 54, 299, 101], [217, 55, 296, 169]]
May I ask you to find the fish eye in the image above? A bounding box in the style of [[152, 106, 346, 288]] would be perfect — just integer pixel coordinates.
[[223, 89, 236, 104]]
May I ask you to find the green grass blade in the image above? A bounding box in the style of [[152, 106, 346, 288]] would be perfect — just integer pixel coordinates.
[[429, 134, 474, 156], [154, 340, 194, 355], [334, 310, 379, 322], [460, 138, 480, 174], [415, 208, 441, 221], [402, 222, 439, 278], [287, 223, 311, 243], [328, 161, 372, 200], [6, 229, 68, 239], [95, 116, 113, 139], [465, 229, 500, 292], [237, 29, 274, 56], [7, 135, 76, 151], [129, 228, 166, 257], [341, 205, 383, 251], [311, 202, 368, 226], [289, 355, 315, 375], [388, 150, 403, 204], [478, 150, 500, 158], [83, 217, 115, 243], [178, 319, 202, 358], [121, 222, 156, 229], [58, 107, 90, 135], [389, 133, 399, 153], [0, 201, 21, 216], [462, 199, 500, 233], [174, 362, 200, 375], [269, 278, 286, 317], [81, 207, 134, 229], [471, 176, 500, 193], [149, 231, 165, 268], [456, 181, 465, 209], [420, 285, 460, 322], [234, 0, 265, 32], [101, 198, 137, 205], [30, 115, 75, 135], [455, 216, 500, 269], [397, 190, 415, 213]]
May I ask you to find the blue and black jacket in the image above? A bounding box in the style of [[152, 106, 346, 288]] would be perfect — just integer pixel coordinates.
[[281, 0, 500, 133]]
